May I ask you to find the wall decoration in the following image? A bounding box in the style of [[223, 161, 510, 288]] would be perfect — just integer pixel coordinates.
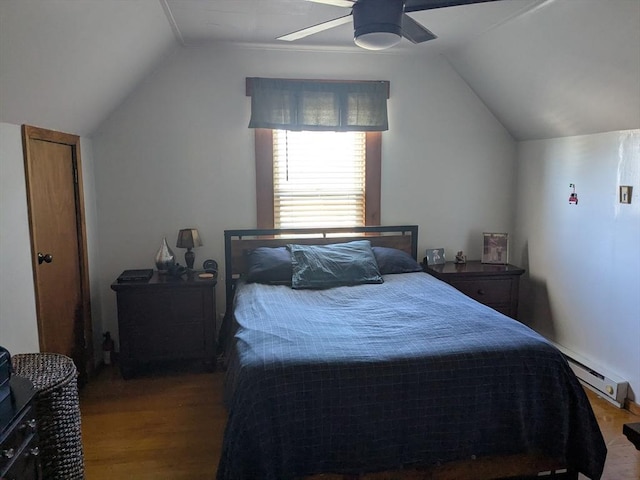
[[482, 233, 508, 264], [569, 183, 578, 204], [424, 248, 446, 265]]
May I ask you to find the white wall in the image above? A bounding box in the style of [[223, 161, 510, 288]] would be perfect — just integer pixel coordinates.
[[79, 136, 105, 361], [92, 44, 516, 342], [0, 122, 39, 352], [0, 122, 103, 360], [514, 130, 640, 401]]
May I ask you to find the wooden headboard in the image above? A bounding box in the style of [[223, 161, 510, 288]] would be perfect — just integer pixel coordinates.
[[223, 225, 418, 308]]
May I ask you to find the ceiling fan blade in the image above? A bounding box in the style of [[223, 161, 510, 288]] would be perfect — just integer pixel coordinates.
[[404, 0, 501, 13], [307, 0, 354, 7], [277, 14, 353, 42], [401, 14, 437, 43]]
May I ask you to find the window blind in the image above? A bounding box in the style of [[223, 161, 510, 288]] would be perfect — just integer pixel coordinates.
[[273, 130, 366, 228]]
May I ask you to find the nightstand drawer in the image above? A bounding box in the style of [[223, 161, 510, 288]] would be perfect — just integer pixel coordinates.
[[1, 405, 37, 474], [423, 261, 525, 319], [2, 432, 39, 480], [448, 278, 513, 304], [117, 289, 206, 326], [128, 323, 207, 359]]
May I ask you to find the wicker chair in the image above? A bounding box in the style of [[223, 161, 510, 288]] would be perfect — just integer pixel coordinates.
[[12, 353, 85, 480]]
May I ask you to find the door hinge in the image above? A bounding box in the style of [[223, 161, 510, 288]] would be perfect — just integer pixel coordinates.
[[73, 167, 78, 184]]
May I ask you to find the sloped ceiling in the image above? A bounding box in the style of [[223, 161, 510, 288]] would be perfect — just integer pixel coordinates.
[[0, 0, 176, 137], [0, 0, 638, 140], [445, 0, 640, 140]]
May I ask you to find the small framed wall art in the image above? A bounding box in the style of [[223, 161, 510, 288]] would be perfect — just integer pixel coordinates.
[[482, 233, 509, 264], [425, 248, 446, 266]]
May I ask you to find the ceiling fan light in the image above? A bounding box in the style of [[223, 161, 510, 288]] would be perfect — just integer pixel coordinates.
[[354, 31, 401, 50], [352, 0, 404, 51]]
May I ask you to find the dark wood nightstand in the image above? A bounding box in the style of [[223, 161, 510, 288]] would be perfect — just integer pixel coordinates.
[[423, 261, 525, 319], [1, 376, 41, 480], [623, 423, 640, 450], [111, 271, 217, 379]]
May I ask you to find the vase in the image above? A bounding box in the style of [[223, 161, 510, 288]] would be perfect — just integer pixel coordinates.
[[154, 237, 175, 274]]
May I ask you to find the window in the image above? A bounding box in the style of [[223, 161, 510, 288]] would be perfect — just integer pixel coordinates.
[[255, 129, 381, 229], [273, 130, 365, 228], [248, 77, 387, 229]]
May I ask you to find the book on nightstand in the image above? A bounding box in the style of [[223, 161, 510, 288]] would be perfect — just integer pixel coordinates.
[[117, 269, 154, 283]]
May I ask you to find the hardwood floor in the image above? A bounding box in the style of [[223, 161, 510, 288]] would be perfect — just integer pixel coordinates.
[[582, 388, 640, 480], [80, 365, 225, 479], [80, 365, 639, 480]]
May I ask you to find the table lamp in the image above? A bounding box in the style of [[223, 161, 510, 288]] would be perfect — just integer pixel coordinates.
[[176, 228, 203, 270]]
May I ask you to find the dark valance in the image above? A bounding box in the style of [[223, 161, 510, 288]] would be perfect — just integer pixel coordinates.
[[247, 77, 389, 131]]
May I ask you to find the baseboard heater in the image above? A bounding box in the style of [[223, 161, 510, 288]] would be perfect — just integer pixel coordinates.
[[550, 342, 628, 408]]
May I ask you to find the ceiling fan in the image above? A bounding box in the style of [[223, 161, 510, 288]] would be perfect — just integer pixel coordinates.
[[278, 0, 500, 50]]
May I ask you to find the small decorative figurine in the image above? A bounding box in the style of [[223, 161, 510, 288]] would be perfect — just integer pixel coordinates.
[[455, 251, 467, 264], [569, 183, 578, 205], [167, 263, 188, 279]]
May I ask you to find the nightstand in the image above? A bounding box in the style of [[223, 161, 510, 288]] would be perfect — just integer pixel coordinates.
[[623, 423, 640, 450], [423, 261, 525, 319], [1, 376, 41, 480], [111, 271, 217, 378]]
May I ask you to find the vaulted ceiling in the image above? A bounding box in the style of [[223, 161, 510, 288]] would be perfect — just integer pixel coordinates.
[[1, 0, 638, 140]]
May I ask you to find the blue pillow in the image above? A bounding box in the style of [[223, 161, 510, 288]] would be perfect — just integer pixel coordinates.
[[372, 246, 422, 275], [288, 240, 383, 289], [245, 246, 292, 284]]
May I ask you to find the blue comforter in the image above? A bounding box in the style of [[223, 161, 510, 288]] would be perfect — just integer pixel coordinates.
[[217, 272, 606, 480]]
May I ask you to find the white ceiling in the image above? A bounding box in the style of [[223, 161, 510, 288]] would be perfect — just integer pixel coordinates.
[[162, 0, 540, 52], [0, 0, 638, 140]]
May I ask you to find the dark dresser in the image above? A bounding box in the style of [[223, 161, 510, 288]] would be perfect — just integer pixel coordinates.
[[111, 271, 217, 378], [423, 261, 525, 319], [0, 376, 41, 480]]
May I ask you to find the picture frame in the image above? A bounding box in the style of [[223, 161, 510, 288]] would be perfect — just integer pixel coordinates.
[[482, 233, 509, 264], [424, 248, 446, 266]]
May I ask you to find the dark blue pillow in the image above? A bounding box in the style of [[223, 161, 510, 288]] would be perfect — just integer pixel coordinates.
[[288, 240, 383, 289], [372, 246, 422, 275], [245, 246, 292, 284]]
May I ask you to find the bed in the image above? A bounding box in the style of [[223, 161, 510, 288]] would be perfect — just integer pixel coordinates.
[[217, 225, 606, 480]]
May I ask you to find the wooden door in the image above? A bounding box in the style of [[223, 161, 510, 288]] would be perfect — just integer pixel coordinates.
[[22, 125, 93, 382]]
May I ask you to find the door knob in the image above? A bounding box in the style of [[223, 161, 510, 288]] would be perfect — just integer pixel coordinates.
[[37, 252, 53, 264]]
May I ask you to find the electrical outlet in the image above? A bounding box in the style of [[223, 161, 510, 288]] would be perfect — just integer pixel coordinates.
[[619, 185, 633, 204]]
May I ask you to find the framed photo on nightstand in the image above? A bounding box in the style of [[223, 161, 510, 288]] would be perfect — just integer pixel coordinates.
[[425, 248, 446, 266], [482, 233, 508, 264]]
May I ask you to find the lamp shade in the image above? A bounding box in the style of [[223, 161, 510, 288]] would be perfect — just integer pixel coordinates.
[[176, 228, 203, 249]]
